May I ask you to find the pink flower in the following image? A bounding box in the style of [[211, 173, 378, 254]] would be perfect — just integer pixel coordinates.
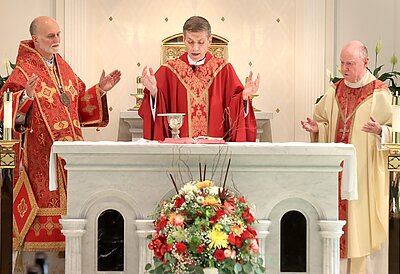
[[249, 239, 259, 254], [223, 199, 236, 214], [169, 212, 185, 228], [224, 248, 236, 259]]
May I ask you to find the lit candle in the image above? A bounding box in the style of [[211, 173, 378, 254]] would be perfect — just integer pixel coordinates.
[[3, 89, 13, 140]]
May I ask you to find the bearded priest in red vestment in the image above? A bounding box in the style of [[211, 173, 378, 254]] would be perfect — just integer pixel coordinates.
[[0, 16, 121, 252], [139, 16, 259, 142], [302, 41, 392, 274]]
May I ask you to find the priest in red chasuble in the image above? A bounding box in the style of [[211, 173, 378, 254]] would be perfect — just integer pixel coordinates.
[[0, 16, 121, 252], [139, 16, 259, 142], [302, 41, 391, 274]]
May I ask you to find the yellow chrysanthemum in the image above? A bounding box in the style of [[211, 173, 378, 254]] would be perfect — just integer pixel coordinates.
[[202, 196, 220, 207], [209, 227, 228, 249], [196, 180, 213, 189]]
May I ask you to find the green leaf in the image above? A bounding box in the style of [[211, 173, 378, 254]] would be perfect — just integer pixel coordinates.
[[243, 262, 253, 273], [145, 263, 152, 270], [373, 64, 384, 77], [257, 256, 264, 266], [9, 61, 16, 70], [234, 263, 242, 273]]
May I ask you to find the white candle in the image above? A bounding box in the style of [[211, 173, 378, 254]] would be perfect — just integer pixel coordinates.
[[3, 90, 12, 130], [392, 105, 400, 132]]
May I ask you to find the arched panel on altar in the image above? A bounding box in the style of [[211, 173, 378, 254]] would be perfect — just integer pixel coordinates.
[[76, 191, 143, 272]]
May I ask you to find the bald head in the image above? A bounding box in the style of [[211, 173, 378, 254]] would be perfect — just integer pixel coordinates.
[[340, 40, 369, 83], [29, 16, 61, 59], [29, 16, 58, 36], [341, 40, 368, 59]]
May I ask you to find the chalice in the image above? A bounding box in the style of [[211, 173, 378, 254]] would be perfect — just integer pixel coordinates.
[[158, 113, 185, 138]]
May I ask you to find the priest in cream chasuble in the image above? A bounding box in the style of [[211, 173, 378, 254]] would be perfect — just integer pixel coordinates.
[[302, 40, 391, 274]]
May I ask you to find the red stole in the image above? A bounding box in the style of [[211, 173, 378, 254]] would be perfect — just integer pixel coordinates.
[[335, 79, 375, 258]]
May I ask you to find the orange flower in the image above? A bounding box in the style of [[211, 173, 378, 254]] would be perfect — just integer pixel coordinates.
[[230, 222, 244, 236], [202, 196, 220, 207], [196, 180, 213, 189]]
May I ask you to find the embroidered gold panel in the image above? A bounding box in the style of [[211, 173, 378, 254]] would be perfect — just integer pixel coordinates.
[[161, 33, 228, 64]]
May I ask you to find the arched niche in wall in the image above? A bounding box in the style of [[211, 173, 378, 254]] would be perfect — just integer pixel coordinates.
[[280, 210, 307, 272], [97, 209, 125, 271]]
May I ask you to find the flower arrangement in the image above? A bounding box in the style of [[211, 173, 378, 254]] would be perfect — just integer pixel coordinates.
[[145, 163, 265, 274]]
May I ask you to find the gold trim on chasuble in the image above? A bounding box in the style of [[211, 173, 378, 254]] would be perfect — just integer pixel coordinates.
[[164, 58, 227, 138]]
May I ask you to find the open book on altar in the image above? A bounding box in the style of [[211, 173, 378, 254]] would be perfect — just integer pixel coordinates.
[[162, 136, 226, 144]]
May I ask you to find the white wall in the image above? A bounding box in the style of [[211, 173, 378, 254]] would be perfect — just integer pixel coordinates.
[[0, 0, 398, 142], [0, 0, 56, 75], [335, 0, 399, 73]]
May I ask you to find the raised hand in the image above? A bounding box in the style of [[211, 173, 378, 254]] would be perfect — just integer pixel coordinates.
[[301, 117, 319, 133], [142, 66, 158, 97], [98, 69, 121, 92], [242, 71, 260, 100], [26, 73, 39, 97]]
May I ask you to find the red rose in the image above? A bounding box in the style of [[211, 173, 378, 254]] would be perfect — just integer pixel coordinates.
[[228, 233, 236, 245], [237, 196, 246, 203], [214, 249, 225, 261], [241, 230, 253, 240], [215, 209, 226, 218], [246, 226, 257, 237], [196, 244, 205, 253], [175, 242, 187, 254], [157, 219, 168, 230], [210, 208, 226, 224], [174, 196, 185, 208], [235, 237, 243, 248], [242, 208, 255, 223]]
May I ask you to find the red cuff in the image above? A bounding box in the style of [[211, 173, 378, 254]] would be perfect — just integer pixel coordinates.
[[19, 97, 34, 114]]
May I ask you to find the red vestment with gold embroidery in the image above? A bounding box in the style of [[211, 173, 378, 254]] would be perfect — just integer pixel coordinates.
[[0, 40, 109, 251], [139, 52, 256, 141]]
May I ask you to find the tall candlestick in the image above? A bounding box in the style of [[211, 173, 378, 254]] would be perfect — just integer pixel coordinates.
[[3, 90, 12, 140]]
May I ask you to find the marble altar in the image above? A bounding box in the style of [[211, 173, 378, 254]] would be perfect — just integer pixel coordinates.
[[52, 141, 356, 274]]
